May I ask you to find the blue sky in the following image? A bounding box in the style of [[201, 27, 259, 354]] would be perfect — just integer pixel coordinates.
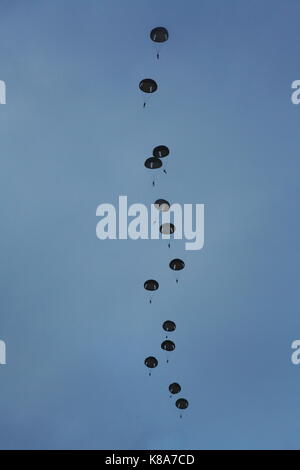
[[0, 0, 300, 450]]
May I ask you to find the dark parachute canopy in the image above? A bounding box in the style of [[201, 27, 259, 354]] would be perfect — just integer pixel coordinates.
[[169, 383, 181, 395], [161, 340, 175, 351], [139, 79, 158, 94], [160, 223, 175, 235], [150, 27, 169, 43], [144, 279, 159, 291], [145, 157, 162, 170], [144, 356, 158, 369], [169, 259, 185, 271], [163, 320, 176, 332], [153, 145, 169, 158], [176, 398, 189, 410], [154, 199, 170, 212]]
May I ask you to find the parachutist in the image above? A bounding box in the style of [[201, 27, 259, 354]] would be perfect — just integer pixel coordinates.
[[176, 279, 178, 284], [163, 169, 167, 174], [157, 53, 160, 60], [143, 102, 146, 108], [149, 299, 152, 304], [152, 181, 155, 187], [168, 243, 170, 248]]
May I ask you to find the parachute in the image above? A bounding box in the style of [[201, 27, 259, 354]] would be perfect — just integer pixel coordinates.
[[150, 27, 169, 60], [150, 27, 169, 43], [144, 279, 159, 303], [144, 356, 158, 368], [153, 146, 169, 174], [139, 79, 158, 94], [144, 157, 162, 170], [139, 79, 158, 109], [169, 259, 185, 271], [144, 280, 159, 291], [176, 398, 189, 410], [160, 223, 175, 249], [145, 158, 162, 187], [161, 340, 175, 351], [169, 383, 181, 395], [163, 320, 176, 332], [160, 223, 175, 235], [153, 145, 169, 158], [145, 356, 158, 376], [176, 398, 189, 419], [154, 199, 170, 212]]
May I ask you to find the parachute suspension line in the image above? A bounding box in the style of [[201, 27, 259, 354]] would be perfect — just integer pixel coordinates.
[[155, 40, 165, 61], [154, 44, 160, 60], [152, 173, 156, 188], [149, 292, 154, 304], [142, 94, 149, 109]]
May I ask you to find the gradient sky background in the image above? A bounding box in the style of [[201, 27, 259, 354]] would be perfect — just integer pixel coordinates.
[[1, 0, 300, 450]]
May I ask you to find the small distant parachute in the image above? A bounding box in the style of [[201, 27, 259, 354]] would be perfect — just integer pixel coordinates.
[[153, 145, 169, 158], [150, 27, 169, 43], [155, 199, 170, 212], [150, 28, 169, 60], [160, 223, 175, 235], [144, 280, 159, 291], [139, 79, 158, 94], [145, 356, 158, 375], [145, 157, 162, 170], [161, 340, 175, 351], [169, 259, 185, 271], [176, 398, 189, 418], [169, 383, 181, 395], [169, 259, 185, 283], [163, 320, 176, 332], [176, 398, 189, 410], [144, 356, 158, 369]]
